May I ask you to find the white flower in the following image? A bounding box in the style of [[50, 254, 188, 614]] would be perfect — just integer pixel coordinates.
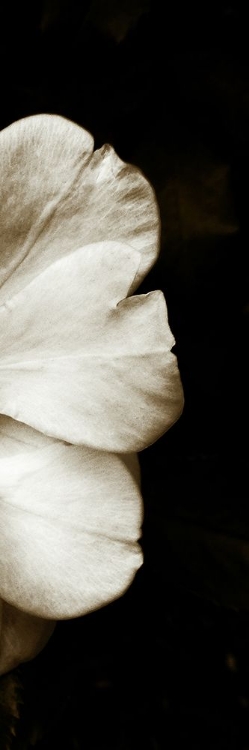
[[0, 114, 184, 674]]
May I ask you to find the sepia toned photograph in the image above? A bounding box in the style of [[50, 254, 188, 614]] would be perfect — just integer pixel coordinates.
[[0, 2, 249, 748]]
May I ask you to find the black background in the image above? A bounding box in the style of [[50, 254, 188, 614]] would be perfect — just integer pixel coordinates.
[[1, 1, 249, 747]]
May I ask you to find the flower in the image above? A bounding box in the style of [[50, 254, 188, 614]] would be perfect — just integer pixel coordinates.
[[0, 114, 184, 674]]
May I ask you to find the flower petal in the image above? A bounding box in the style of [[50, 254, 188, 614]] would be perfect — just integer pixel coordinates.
[[0, 414, 57, 455], [0, 242, 184, 451], [0, 599, 55, 676], [0, 418, 143, 619], [0, 114, 159, 304]]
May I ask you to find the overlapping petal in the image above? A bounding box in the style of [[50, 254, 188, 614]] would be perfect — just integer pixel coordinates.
[[0, 600, 55, 675], [0, 241, 183, 451], [0, 114, 160, 303], [0, 418, 143, 620]]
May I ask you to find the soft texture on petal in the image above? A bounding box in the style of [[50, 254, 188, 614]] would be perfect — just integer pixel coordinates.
[[0, 113, 159, 303], [0, 600, 55, 676], [0, 417, 143, 620], [0, 242, 184, 451]]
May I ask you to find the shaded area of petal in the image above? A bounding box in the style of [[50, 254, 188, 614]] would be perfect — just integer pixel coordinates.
[[0, 114, 159, 303], [0, 242, 184, 451], [0, 414, 57, 456], [0, 418, 143, 619], [0, 599, 55, 676]]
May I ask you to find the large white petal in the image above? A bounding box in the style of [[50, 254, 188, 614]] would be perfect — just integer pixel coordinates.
[[0, 113, 159, 303], [0, 599, 55, 676], [0, 242, 184, 451], [0, 418, 143, 620]]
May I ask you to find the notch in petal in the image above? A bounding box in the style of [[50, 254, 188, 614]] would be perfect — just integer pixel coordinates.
[[0, 241, 184, 451]]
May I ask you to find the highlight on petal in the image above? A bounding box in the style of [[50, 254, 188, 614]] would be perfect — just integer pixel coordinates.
[[0, 418, 143, 620], [0, 600, 55, 676], [0, 241, 184, 452], [0, 113, 159, 304]]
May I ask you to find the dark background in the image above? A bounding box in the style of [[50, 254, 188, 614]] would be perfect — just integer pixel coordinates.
[[1, 1, 249, 747]]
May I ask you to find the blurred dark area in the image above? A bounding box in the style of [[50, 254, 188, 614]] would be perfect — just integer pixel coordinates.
[[1, 0, 249, 747]]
